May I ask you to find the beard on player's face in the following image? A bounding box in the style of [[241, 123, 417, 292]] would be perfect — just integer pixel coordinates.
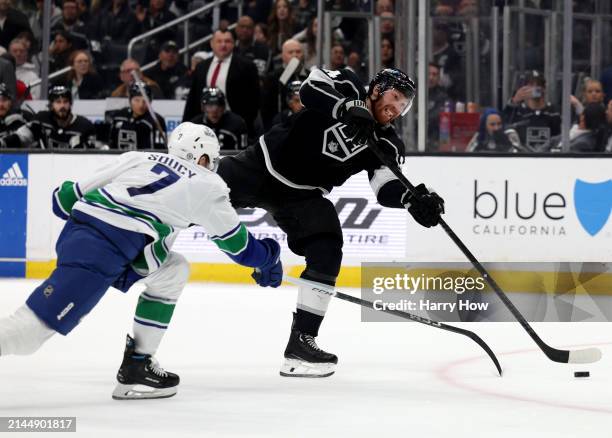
[[368, 87, 409, 125], [52, 105, 71, 120]]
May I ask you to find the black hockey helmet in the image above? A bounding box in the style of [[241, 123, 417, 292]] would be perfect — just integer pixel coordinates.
[[128, 81, 153, 101], [0, 83, 12, 100], [201, 87, 225, 106], [286, 80, 302, 97], [48, 85, 72, 103], [368, 68, 416, 116]]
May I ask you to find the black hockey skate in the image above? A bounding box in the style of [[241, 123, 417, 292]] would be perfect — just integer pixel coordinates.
[[112, 334, 179, 400], [280, 314, 338, 378]]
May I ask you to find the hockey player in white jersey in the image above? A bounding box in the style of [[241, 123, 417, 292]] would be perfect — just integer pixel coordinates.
[[0, 122, 283, 400]]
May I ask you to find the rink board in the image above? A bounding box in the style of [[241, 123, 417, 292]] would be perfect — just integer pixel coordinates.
[[0, 153, 610, 285]]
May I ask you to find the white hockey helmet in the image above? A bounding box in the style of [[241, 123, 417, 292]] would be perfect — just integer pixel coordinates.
[[167, 122, 220, 170]]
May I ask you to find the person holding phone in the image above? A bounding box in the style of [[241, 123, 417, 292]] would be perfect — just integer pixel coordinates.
[[503, 70, 561, 151]]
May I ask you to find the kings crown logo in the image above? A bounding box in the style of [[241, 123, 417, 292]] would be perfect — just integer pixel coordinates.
[[0, 162, 27, 186]]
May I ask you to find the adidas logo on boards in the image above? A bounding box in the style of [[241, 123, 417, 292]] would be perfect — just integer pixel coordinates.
[[0, 162, 27, 186]]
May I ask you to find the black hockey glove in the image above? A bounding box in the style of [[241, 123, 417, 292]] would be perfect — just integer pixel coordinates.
[[251, 238, 283, 288], [338, 99, 376, 146], [401, 184, 445, 228]]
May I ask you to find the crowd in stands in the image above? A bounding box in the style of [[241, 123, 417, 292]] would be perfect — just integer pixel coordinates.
[[0, 0, 607, 153]]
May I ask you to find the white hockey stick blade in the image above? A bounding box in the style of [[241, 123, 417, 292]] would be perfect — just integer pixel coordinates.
[[279, 57, 301, 85], [567, 347, 602, 364]]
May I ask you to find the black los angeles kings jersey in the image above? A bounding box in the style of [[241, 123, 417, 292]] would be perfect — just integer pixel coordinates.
[[259, 67, 407, 207], [10, 111, 95, 149]]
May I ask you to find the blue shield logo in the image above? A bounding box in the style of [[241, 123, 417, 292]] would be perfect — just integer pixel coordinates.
[[574, 179, 612, 236]]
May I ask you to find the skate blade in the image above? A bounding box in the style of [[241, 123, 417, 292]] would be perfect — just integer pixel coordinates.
[[112, 383, 178, 400], [279, 358, 336, 378]]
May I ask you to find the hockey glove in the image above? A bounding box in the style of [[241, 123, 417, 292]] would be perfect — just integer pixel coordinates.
[[402, 184, 445, 228], [338, 99, 376, 146], [251, 238, 283, 288]]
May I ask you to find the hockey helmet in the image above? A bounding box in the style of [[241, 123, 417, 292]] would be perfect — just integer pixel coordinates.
[[128, 81, 153, 101], [368, 68, 416, 116], [286, 80, 302, 97], [48, 85, 72, 103], [168, 122, 220, 171], [201, 87, 226, 107], [0, 83, 12, 100]]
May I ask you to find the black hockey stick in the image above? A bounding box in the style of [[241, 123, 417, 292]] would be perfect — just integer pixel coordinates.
[[284, 275, 502, 376], [367, 138, 602, 364]]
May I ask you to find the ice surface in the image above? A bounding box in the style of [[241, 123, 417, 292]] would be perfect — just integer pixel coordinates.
[[0, 279, 610, 438]]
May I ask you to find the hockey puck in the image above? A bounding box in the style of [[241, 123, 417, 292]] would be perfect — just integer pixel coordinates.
[[574, 371, 590, 378]]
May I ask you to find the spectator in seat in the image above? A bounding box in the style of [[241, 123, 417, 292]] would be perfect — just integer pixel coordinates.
[[111, 58, 163, 98], [54, 49, 103, 99], [380, 11, 394, 38], [147, 41, 187, 99], [89, 0, 139, 44], [76, 0, 90, 24], [570, 78, 605, 119], [292, 17, 316, 69], [135, 0, 177, 62], [467, 108, 517, 152], [254, 22, 269, 45], [48, 29, 75, 73], [52, 0, 87, 35], [267, 0, 298, 57], [190, 87, 248, 150], [9, 38, 39, 99], [329, 43, 345, 70], [30, 0, 62, 43], [261, 38, 308, 130], [293, 0, 315, 33], [381, 36, 394, 68], [569, 102, 607, 153], [375, 0, 394, 15], [234, 15, 270, 80], [182, 29, 259, 137], [0, 0, 30, 51], [503, 70, 561, 151]]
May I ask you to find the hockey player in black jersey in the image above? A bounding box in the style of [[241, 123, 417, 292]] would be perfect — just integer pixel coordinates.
[[218, 67, 445, 377], [271, 80, 304, 126], [3, 85, 96, 149], [0, 83, 27, 147], [190, 87, 248, 150], [106, 81, 167, 150]]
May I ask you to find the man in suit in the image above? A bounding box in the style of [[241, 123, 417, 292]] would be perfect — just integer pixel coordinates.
[[183, 29, 260, 137]]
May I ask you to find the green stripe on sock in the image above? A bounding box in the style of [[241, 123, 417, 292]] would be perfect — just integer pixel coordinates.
[[135, 297, 176, 325]]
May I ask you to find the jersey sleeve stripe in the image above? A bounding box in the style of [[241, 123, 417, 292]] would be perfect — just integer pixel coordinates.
[[212, 223, 249, 255], [210, 222, 242, 240]]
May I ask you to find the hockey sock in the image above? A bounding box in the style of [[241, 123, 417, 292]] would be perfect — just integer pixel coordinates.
[[0, 305, 55, 356], [132, 292, 176, 355]]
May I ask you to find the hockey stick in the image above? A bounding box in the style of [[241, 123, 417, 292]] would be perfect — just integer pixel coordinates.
[[130, 71, 168, 146], [367, 138, 602, 364], [284, 274, 502, 376]]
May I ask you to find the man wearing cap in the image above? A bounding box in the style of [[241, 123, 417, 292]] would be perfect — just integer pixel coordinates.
[[190, 87, 247, 150], [147, 41, 188, 99]]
